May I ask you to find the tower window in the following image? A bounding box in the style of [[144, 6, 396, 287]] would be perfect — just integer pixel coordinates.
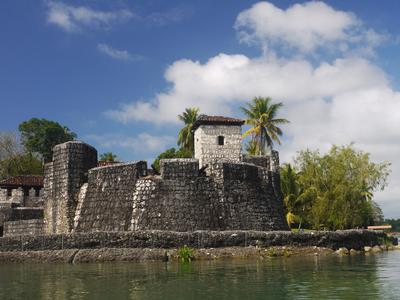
[[218, 136, 225, 146], [7, 188, 12, 197]]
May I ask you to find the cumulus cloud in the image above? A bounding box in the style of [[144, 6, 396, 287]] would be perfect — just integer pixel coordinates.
[[106, 54, 388, 124], [104, 1, 400, 217], [97, 43, 143, 62], [86, 133, 175, 155], [46, 1, 133, 32], [234, 1, 382, 54]]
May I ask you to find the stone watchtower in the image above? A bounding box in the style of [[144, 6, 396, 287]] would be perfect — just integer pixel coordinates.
[[193, 115, 245, 168]]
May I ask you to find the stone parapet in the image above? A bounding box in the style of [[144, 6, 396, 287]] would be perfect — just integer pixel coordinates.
[[160, 159, 199, 180]]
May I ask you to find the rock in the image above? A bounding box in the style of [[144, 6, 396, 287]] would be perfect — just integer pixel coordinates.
[[371, 246, 382, 253], [364, 246, 372, 252], [380, 245, 388, 251], [349, 249, 359, 255], [335, 247, 349, 255]]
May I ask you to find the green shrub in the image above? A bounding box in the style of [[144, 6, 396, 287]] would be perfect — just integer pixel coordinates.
[[178, 245, 195, 263]]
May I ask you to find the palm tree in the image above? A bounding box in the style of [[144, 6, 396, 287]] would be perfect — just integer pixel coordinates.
[[241, 97, 289, 155], [177, 107, 199, 155], [245, 140, 259, 156]]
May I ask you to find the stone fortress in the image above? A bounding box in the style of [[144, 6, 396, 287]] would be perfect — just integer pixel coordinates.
[[1, 115, 289, 237]]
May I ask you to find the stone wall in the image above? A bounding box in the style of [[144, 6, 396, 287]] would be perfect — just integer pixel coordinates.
[[210, 161, 288, 231], [0, 188, 24, 205], [24, 188, 43, 207], [0, 230, 388, 252], [74, 161, 147, 232], [3, 219, 44, 237], [44, 141, 97, 234], [194, 125, 242, 168], [243, 156, 270, 169], [128, 159, 288, 232], [42, 141, 288, 234]]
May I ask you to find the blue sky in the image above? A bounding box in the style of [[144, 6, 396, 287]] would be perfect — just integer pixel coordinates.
[[1, 1, 400, 218]]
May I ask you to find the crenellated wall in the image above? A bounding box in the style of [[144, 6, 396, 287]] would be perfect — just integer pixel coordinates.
[[128, 159, 288, 232], [40, 141, 288, 235]]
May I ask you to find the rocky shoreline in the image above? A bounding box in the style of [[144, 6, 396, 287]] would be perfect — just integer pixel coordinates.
[[0, 230, 397, 264], [0, 245, 398, 264]]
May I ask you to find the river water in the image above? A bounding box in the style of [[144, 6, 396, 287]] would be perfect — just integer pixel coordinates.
[[0, 251, 399, 299]]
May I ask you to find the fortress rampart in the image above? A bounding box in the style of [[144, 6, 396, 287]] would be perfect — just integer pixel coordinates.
[[37, 139, 288, 235], [1, 115, 290, 237]]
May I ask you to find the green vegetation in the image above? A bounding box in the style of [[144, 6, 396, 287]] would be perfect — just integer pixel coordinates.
[[382, 219, 400, 231], [241, 97, 289, 155], [280, 144, 390, 230], [0, 132, 43, 179], [177, 107, 199, 155], [99, 152, 118, 162], [152, 107, 199, 171], [177, 245, 195, 263], [19, 118, 76, 162], [151, 147, 192, 172], [265, 248, 291, 257]]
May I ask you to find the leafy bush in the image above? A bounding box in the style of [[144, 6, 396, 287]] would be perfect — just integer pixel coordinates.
[[177, 245, 195, 263]]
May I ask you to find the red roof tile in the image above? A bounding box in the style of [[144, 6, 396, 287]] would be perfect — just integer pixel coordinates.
[[0, 175, 44, 188], [192, 115, 244, 130]]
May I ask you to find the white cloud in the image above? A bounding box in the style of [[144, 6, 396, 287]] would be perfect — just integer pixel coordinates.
[[86, 133, 175, 155], [46, 1, 133, 32], [147, 7, 189, 26], [97, 43, 143, 62], [234, 1, 382, 54], [104, 1, 400, 217]]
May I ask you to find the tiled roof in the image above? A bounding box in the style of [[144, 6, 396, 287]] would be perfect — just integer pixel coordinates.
[[98, 161, 120, 167], [0, 175, 44, 188], [192, 115, 244, 130]]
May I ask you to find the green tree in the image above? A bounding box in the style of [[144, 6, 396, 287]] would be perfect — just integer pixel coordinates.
[[280, 163, 313, 229], [99, 152, 118, 162], [0, 132, 22, 161], [241, 97, 289, 155], [151, 148, 192, 173], [245, 140, 259, 156], [19, 118, 77, 162], [177, 107, 199, 155], [0, 153, 43, 179], [0, 131, 43, 179], [291, 145, 390, 230]]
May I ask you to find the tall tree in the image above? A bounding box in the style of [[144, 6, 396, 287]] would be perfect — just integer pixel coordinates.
[[0, 131, 43, 179], [19, 118, 77, 162], [290, 145, 390, 230], [177, 107, 199, 155], [241, 97, 289, 155], [99, 152, 118, 162], [0, 132, 22, 161]]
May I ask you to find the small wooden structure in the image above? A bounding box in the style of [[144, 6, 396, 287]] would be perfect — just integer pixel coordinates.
[[367, 225, 392, 231]]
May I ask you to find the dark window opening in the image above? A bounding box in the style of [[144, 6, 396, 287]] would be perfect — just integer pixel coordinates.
[[23, 189, 29, 197], [7, 188, 12, 197], [35, 189, 40, 197], [218, 136, 225, 146]]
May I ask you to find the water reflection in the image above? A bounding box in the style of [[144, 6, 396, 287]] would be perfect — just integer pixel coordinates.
[[1, 252, 399, 300]]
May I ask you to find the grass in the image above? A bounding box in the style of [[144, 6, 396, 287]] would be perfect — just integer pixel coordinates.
[[177, 245, 195, 263]]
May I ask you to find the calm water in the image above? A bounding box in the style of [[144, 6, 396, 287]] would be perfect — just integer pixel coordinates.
[[0, 251, 399, 300]]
